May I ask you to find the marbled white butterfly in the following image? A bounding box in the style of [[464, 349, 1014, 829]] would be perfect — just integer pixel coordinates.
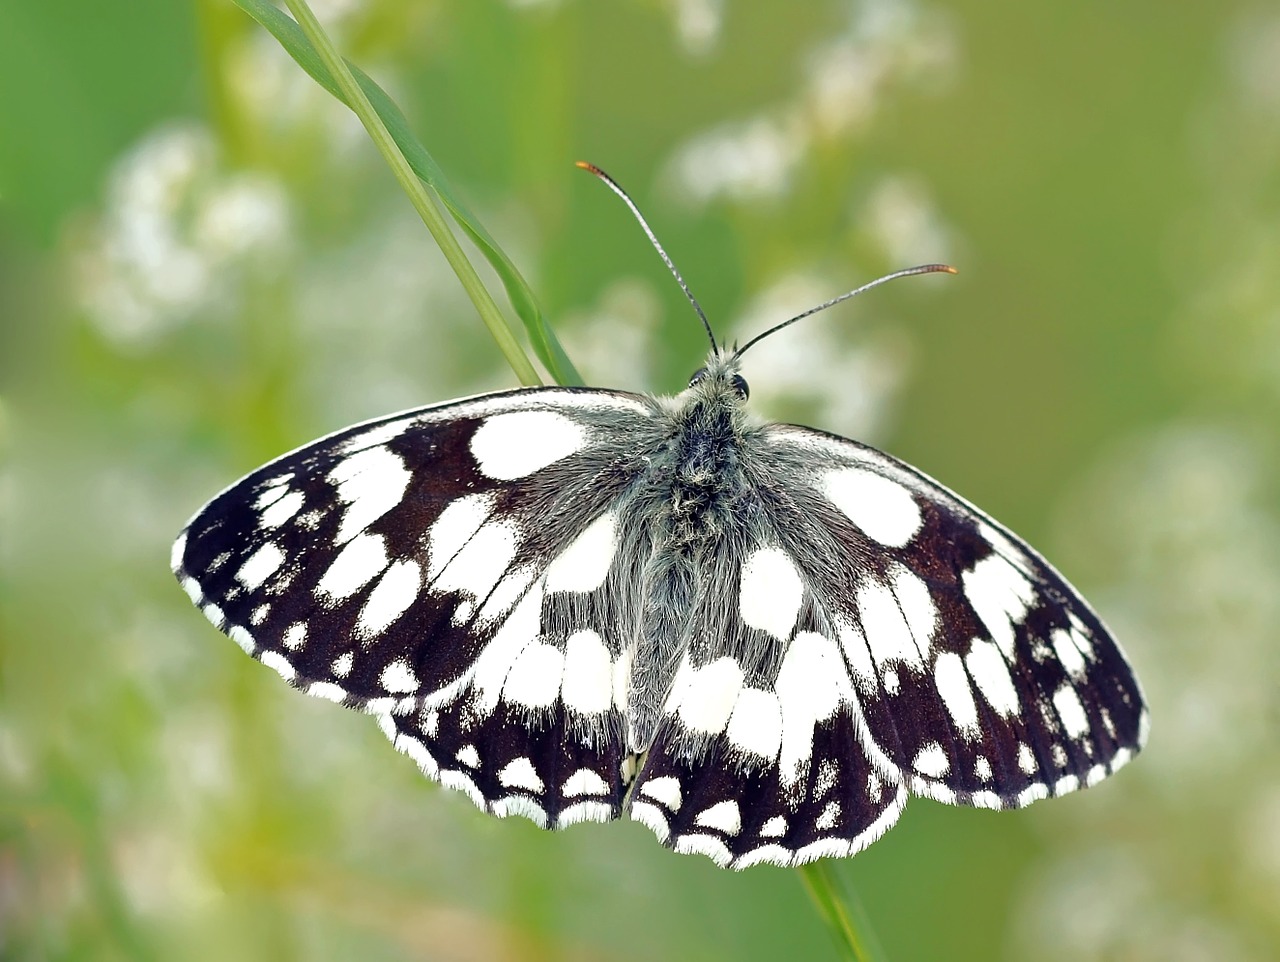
[[172, 164, 1148, 869]]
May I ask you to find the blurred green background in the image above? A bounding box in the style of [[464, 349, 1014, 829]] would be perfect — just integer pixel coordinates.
[[3, 1, 1279, 959]]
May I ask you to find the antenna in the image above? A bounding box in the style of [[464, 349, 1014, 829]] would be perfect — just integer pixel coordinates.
[[732, 263, 957, 359], [576, 161, 718, 353]]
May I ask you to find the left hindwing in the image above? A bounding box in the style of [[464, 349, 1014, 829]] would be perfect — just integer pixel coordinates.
[[751, 423, 1149, 809], [173, 387, 660, 826]]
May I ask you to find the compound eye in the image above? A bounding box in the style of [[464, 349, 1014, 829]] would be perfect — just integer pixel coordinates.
[[730, 374, 750, 399], [687, 368, 708, 388]]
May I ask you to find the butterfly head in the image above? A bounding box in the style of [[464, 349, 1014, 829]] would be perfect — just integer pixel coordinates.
[[683, 350, 751, 408]]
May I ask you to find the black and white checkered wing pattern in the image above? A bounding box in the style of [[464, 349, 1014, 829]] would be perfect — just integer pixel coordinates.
[[752, 424, 1149, 810], [173, 388, 659, 829], [619, 520, 907, 868], [633, 603, 909, 867]]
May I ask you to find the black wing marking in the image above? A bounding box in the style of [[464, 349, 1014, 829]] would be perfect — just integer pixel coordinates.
[[748, 424, 1149, 809], [633, 707, 906, 869], [173, 388, 658, 824], [631, 537, 907, 867]]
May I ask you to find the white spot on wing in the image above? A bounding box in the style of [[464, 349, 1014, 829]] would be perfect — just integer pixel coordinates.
[[380, 658, 419, 694], [835, 618, 877, 694], [498, 757, 544, 793], [259, 490, 304, 529], [1016, 742, 1036, 775], [912, 741, 949, 777], [760, 815, 787, 838], [963, 553, 1038, 658], [309, 682, 347, 703], [426, 493, 496, 581], [671, 656, 744, 735], [558, 801, 614, 827], [965, 637, 1019, 716], [329, 446, 412, 544], [563, 768, 609, 798], [674, 833, 733, 866], [815, 800, 840, 831], [891, 564, 937, 660], [883, 667, 900, 694], [358, 559, 421, 637], [639, 776, 682, 810], [316, 532, 388, 601], [229, 625, 255, 654], [816, 759, 840, 798], [236, 541, 285, 591], [933, 651, 980, 735], [1051, 627, 1088, 679], [734, 844, 796, 869], [469, 410, 587, 481], [1016, 783, 1049, 806], [1053, 683, 1090, 738], [432, 519, 518, 604], [502, 640, 564, 710], [694, 800, 741, 835], [494, 792, 549, 826], [456, 745, 480, 768], [477, 564, 537, 626], [822, 467, 922, 547], [253, 480, 291, 510], [203, 604, 225, 629], [857, 577, 923, 671], [726, 687, 782, 759], [339, 417, 414, 454], [545, 512, 617, 594], [331, 651, 353, 677], [259, 650, 295, 681], [170, 532, 187, 574], [561, 629, 613, 715], [630, 801, 670, 842], [775, 632, 852, 783], [739, 545, 804, 640], [282, 622, 307, 650]]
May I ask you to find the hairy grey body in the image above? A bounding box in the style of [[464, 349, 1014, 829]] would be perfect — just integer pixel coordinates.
[[623, 352, 765, 754]]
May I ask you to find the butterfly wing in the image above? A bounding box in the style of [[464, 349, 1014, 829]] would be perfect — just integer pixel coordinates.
[[742, 423, 1149, 809], [629, 417, 1147, 868], [173, 387, 662, 827]]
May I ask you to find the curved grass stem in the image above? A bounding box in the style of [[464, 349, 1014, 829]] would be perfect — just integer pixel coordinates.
[[279, 0, 544, 387], [798, 862, 887, 962]]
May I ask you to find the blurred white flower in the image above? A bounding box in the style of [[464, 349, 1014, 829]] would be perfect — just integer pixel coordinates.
[[804, 0, 955, 137], [668, 0, 724, 57], [858, 174, 955, 266], [664, 0, 957, 205], [73, 124, 291, 349], [665, 114, 809, 205]]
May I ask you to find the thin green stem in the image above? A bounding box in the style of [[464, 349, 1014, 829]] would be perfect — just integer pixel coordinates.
[[798, 862, 887, 962], [279, 0, 543, 387]]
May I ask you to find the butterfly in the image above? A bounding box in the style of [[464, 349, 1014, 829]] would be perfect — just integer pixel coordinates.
[[172, 164, 1148, 869]]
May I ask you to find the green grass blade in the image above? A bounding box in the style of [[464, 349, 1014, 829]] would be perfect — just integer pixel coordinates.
[[232, 0, 582, 387], [798, 862, 887, 962]]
